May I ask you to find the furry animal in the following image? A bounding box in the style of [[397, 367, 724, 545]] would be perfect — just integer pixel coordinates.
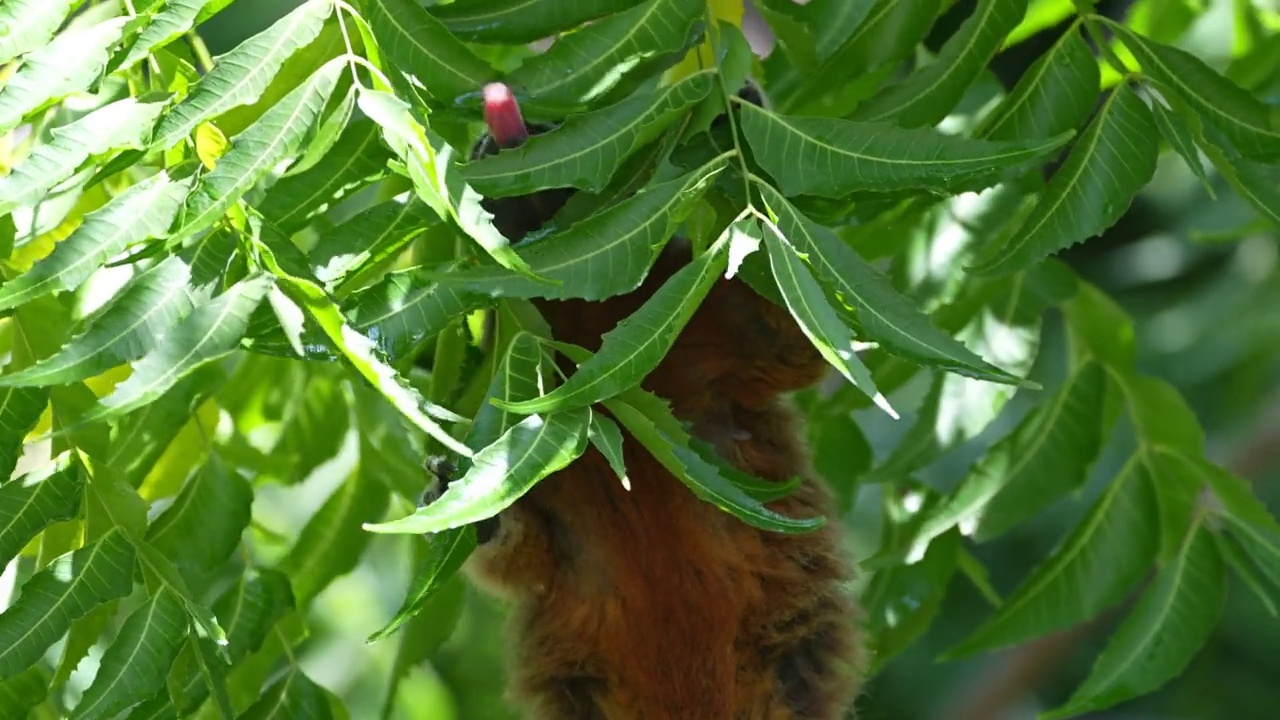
[[439, 81, 864, 720]]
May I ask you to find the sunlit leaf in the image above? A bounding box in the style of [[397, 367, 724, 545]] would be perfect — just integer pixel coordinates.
[[117, 0, 220, 72], [150, 0, 334, 150], [495, 232, 729, 414], [463, 71, 714, 196], [359, 0, 498, 104], [975, 28, 1099, 141], [0, 530, 136, 679], [0, 0, 80, 65], [0, 255, 195, 387], [369, 526, 477, 642], [78, 276, 272, 425], [505, 0, 704, 109], [740, 102, 1072, 198], [0, 99, 165, 214], [0, 18, 129, 134], [0, 454, 82, 568], [0, 172, 190, 312], [367, 408, 590, 535], [145, 454, 251, 573]]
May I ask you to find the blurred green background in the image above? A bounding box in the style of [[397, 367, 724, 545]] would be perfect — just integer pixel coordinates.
[[195, 1, 1280, 718]]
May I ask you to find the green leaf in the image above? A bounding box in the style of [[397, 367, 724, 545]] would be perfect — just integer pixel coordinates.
[[0, 665, 50, 719], [605, 387, 823, 533], [281, 470, 390, 604], [739, 102, 1072, 198], [462, 71, 714, 196], [904, 363, 1107, 559], [310, 200, 436, 288], [0, 172, 189, 312], [1150, 97, 1216, 198], [975, 28, 1100, 141], [344, 268, 486, 362], [430, 0, 641, 44], [78, 276, 272, 426], [0, 0, 79, 65], [172, 59, 345, 244], [760, 217, 894, 417], [1214, 531, 1279, 617], [145, 455, 251, 573], [852, 0, 1028, 128], [213, 569, 295, 664], [358, 0, 498, 104], [1108, 20, 1280, 162], [0, 530, 136, 680], [0, 17, 129, 134], [495, 232, 729, 415], [256, 118, 394, 235], [448, 160, 726, 301], [269, 271, 473, 457], [0, 454, 83, 568], [1043, 528, 1225, 719], [71, 587, 189, 720], [366, 408, 591, 534], [1196, 126, 1280, 230], [0, 255, 195, 387], [368, 526, 477, 642], [757, 183, 1020, 384], [971, 84, 1159, 275], [150, 0, 334, 150], [0, 99, 166, 214], [973, 361, 1109, 541], [239, 669, 334, 720], [117, 0, 217, 72], [106, 366, 225, 489], [465, 332, 545, 451], [357, 89, 541, 282], [866, 529, 960, 672], [947, 456, 1160, 657], [588, 412, 628, 487], [504, 0, 703, 109], [0, 384, 48, 481], [1193, 457, 1280, 588]]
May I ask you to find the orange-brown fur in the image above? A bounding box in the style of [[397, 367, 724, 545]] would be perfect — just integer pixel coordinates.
[[463, 243, 866, 719]]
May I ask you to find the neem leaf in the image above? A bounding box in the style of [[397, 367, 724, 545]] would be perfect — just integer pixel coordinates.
[[975, 27, 1100, 141], [0, 173, 190, 312], [1043, 527, 1225, 719], [366, 408, 591, 535], [946, 456, 1160, 657], [971, 84, 1158, 276], [463, 71, 714, 196], [71, 587, 188, 720], [605, 387, 824, 533], [505, 0, 704, 109], [145, 455, 252, 573], [368, 526, 477, 642], [1108, 20, 1280, 162], [495, 232, 729, 414], [760, 217, 895, 418], [757, 182, 1019, 384], [0, 530, 136, 680], [0, 17, 128, 134], [852, 0, 1028, 128], [238, 669, 333, 720], [0, 0, 79, 65], [117, 0, 218, 72], [77, 276, 273, 426], [0, 99, 166, 214], [0, 255, 195, 387], [0, 454, 83, 568], [449, 159, 726, 301], [465, 332, 546, 451], [430, 0, 641, 44], [172, 58, 345, 244], [739, 101, 1072, 198], [150, 0, 333, 150], [359, 0, 498, 104]]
